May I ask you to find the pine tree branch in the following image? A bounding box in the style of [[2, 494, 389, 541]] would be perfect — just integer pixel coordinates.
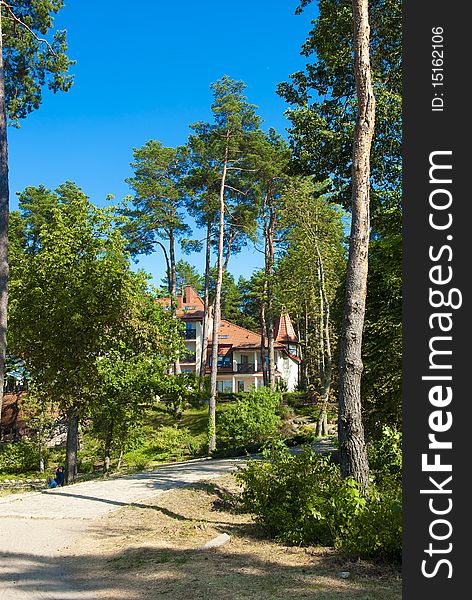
[[1, 2, 57, 55]]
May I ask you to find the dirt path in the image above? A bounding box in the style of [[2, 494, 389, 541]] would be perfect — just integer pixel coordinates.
[[0, 457, 242, 600]]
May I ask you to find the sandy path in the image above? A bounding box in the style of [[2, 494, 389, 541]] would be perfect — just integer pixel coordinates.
[[0, 457, 242, 600]]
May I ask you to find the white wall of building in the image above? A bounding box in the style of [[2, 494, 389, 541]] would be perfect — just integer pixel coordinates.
[[276, 351, 299, 391]]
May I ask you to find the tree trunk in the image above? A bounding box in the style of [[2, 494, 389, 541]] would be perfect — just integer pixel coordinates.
[[208, 141, 229, 453], [169, 229, 177, 298], [116, 447, 124, 471], [38, 444, 45, 473], [168, 230, 181, 375], [65, 408, 79, 484], [316, 247, 332, 437], [156, 241, 171, 295], [103, 425, 113, 473], [199, 221, 212, 393], [337, 0, 375, 488], [264, 192, 276, 389], [0, 12, 10, 422], [260, 290, 268, 386]]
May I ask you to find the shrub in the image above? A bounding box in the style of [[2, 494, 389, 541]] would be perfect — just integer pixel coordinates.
[[124, 425, 204, 467], [0, 439, 39, 474], [368, 426, 402, 485], [149, 425, 192, 459], [236, 443, 402, 561], [218, 388, 281, 450], [186, 433, 207, 457], [125, 449, 151, 471], [339, 484, 402, 561]]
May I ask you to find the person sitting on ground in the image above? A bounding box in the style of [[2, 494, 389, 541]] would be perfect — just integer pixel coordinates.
[[55, 466, 65, 487], [46, 475, 57, 489]]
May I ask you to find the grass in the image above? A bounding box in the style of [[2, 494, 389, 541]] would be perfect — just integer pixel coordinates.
[[66, 474, 401, 600]]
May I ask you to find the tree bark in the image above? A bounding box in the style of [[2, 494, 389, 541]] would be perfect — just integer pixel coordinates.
[[264, 191, 276, 389], [315, 246, 332, 437], [0, 11, 9, 422], [260, 289, 268, 386], [166, 232, 181, 375], [208, 140, 229, 453], [337, 0, 375, 488], [65, 408, 79, 484], [103, 424, 113, 473], [198, 221, 212, 392], [116, 447, 124, 471], [38, 444, 45, 473]]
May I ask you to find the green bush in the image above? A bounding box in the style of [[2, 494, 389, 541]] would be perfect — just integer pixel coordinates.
[[0, 439, 39, 474], [339, 484, 402, 561], [124, 425, 205, 467], [281, 391, 310, 407], [236, 443, 402, 562], [125, 449, 151, 471], [218, 388, 282, 450], [368, 426, 402, 485]]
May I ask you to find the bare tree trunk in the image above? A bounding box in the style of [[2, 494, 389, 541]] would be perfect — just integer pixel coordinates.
[[0, 12, 9, 422], [169, 229, 177, 298], [168, 230, 181, 375], [315, 247, 332, 437], [208, 141, 229, 453], [116, 448, 124, 471], [337, 0, 375, 488], [38, 444, 45, 473], [260, 287, 268, 386], [265, 194, 276, 389], [199, 222, 212, 392], [103, 425, 113, 473], [156, 241, 171, 295], [65, 408, 79, 484]]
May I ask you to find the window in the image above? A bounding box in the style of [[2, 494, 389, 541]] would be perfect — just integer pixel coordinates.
[[237, 380, 245, 392], [288, 344, 298, 355], [217, 380, 232, 393], [210, 354, 232, 368]]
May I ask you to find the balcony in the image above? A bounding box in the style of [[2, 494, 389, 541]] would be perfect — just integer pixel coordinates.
[[182, 329, 197, 340], [236, 363, 258, 374]]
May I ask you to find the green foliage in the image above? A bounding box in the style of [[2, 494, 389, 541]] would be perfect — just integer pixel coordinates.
[[124, 425, 206, 468], [237, 442, 402, 561], [0, 440, 38, 474], [338, 484, 402, 561], [278, 0, 402, 427], [218, 388, 282, 450], [368, 426, 402, 487], [120, 141, 192, 274], [363, 232, 402, 435], [165, 260, 203, 295], [2, 0, 75, 123]]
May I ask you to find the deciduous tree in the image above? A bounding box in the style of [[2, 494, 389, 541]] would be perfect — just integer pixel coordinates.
[[9, 183, 181, 483], [0, 0, 73, 420]]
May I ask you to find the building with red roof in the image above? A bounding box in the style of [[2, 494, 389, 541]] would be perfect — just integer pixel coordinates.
[[165, 286, 301, 392]]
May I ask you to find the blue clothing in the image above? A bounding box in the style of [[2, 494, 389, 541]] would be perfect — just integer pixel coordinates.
[[55, 469, 65, 486], [47, 479, 58, 489]]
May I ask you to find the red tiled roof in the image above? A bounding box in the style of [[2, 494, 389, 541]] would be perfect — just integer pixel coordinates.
[[209, 319, 261, 348], [274, 312, 298, 344], [157, 285, 206, 319], [0, 393, 27, 431]]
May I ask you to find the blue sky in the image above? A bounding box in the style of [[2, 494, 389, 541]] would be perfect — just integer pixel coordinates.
[[8, 0, 315, 285]]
